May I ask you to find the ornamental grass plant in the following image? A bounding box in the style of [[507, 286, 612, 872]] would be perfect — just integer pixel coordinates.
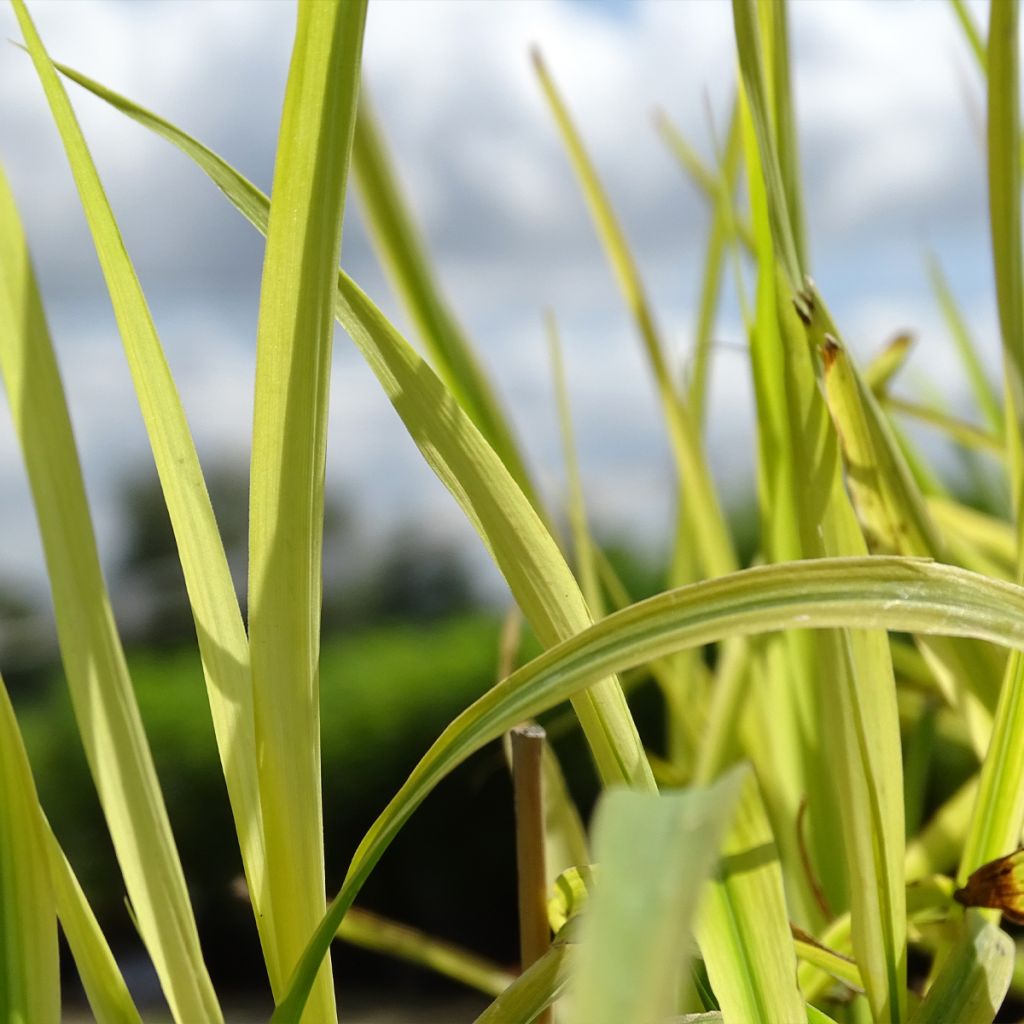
[[3, 1, 1024, 1022]]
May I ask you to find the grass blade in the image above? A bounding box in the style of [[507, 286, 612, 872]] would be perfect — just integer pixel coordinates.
[[735, 3, 908, 1013], [276, 554, 1024, 1020], [335, 907, 515, 997], [960, 0, 1024, 889], [533, 48, 737, 581], [353, 90, 542, 513], [53, 57, 654, 796], [474, 930, 576, 1024], [39, 823, 142, 1024], [0, 677, 58, 1024], [246, 1, 366, 1013], [927, 254, 1003, 435], [822, 338, 1002, 758], [694, 776, 807, 1023], [570, 769, 747, 1024], [0, 38, 219, 1014]]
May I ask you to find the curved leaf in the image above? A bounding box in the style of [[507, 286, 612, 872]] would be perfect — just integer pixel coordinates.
[[276, 555, 1024, 1020]]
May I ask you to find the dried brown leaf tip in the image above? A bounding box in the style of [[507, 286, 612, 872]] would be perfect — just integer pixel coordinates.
[[954, 848, 1024, 924], [821, 333, 841, 371]]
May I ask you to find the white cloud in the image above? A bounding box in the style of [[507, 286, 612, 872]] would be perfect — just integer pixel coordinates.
[[0, 0, 1004, 603]]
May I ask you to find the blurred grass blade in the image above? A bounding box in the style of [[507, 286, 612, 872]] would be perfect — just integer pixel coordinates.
[[882, 397, 1003, 456], [533, 48, 736, 581], [762, 0, 807, 269], [548, 312, 602, 615], [961, 0, 1024, 890], [736, 3, 908, 1015], [0, 678, 58, 1024], [353, 90, 542, 513], [909, 911, 1012, 1024], [822, 337, 1001, 757], [655, 108, 755, 255], [905, 775, 978, 882], [474, 930, 576, 1024], [275, 554, 1024, 1020], [928, 497, 1016, 578], [792, 928, 863, 995], [0, 38, 220, 1016], [246, 1, 366, 1013], [13, 34, 272, 985], [864, 332, 914, 395], [987, 0, 1024, 527], [39, 823, 142, 1024], [732, 0, 803, 286], [53, 58, 654, 796], [949, 0, 987, 74], [694, 775, 807, 1023], [570, 769, 746, 1024], [336, 907, 515, 997], [928, 254, 1002, 435]]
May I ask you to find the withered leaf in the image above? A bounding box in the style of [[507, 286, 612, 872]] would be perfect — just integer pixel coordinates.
[[954, 848, 1024, 924]]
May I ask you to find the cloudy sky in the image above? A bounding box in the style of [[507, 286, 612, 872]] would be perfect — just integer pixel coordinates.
[[0, 0, 998, 604]]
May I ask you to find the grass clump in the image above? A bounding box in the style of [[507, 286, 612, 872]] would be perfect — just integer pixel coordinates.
[[2, 1, 1024, 1023]]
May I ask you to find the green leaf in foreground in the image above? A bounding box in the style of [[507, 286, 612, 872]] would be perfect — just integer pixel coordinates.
[[960, 0, 1024, 892], [0, 678, 58, 1024], [569, 769, 746, 1024], [0, 42, 219, 1014], [246, 1, 366, 1012], [274, 555, 1024, 1021], [52, 53, 653, 794]]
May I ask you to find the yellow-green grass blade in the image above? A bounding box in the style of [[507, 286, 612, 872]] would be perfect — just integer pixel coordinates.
[[732, 0, 803, 287], [960, 0, 1024, 891], [570, 769, 747, 1024], [53, 58, 653, 795], [335, 907, 515, 997], [655, 109, 756, 256], [655, 108, 719, 202], [927, 497, 1017, 579], [0, 52, 219, 1022], [882, 397, 1003, 456], [39, 823, 142, 1024], [0, 678, 58, 1024], [694, 774, 807, 1023], [864, 332, 914, 395], [822, 338, 1002, 757], [474, 928, 576, 1024], [741, 106, 835, 923], [548, 312, 602, 616], [12, 12, 273, 990], [800, 877, 959, 1007], [273, 554, 1024, 1020], [687, 100, 744, 427], [904, 775, 978, 883], [533, 48, 736, 582], [793, 930, 863, 996], [353, 90, 543, 515], [736, 3, 908, 1009], [761, 0, 807, 270], [909, 911, 1012, 1024], [987, 0, 1024, 531], [246, 1, 366, 1014], [536, 45, 733, 775], [949, 0, 987, 73], [928, 254, 1003, 435]]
